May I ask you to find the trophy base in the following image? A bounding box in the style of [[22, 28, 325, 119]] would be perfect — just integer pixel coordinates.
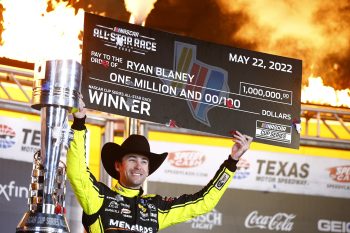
[[16, 211, 70, 233]]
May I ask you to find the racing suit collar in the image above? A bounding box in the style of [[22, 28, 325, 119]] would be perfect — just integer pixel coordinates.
[[112, 180, 144, 197]]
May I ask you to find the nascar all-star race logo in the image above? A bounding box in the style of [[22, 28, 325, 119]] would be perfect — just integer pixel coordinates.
[[92, 24, 157, 55], [0, 124, 16, 149]]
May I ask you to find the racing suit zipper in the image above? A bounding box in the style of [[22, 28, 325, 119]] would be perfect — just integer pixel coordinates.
[[135, 195, 139, 226]]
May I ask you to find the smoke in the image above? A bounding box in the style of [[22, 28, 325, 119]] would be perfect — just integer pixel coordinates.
[[217, 0, 350, 89]]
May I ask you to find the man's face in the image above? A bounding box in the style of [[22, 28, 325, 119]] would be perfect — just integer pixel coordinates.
[[115, 154, 149, 189]]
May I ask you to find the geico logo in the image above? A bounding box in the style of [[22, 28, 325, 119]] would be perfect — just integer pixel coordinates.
[[318, 219, 350, 233], [0, 181, 28, 201]]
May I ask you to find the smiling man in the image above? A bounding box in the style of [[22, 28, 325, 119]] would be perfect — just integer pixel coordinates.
[[67, 99, 253, 233], [116, 154, 149, 188]]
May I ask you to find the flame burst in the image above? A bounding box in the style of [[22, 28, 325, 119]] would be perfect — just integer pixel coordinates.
[[124, 0, 158, 25], [302, 76, 350, 108], [0, 0, 348, 108], [0, 0, 84, 63], [217, 0, 350, 108]]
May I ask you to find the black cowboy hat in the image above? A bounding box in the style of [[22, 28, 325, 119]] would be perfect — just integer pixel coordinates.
[[101, 134, 168, 180]]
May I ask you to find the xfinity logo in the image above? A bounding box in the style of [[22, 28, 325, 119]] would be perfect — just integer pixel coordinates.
[[0, 181, 28, 201], [318, 219, 350, 233], [244, 210, 295, 231]]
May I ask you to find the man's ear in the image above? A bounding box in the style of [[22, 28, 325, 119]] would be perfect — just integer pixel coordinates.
[[114, 160, 121, 172]]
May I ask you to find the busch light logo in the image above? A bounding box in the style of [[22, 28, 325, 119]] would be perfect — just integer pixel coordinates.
[[187, 209, 222, 230], [161, 42, 229, 126], [0, 124, 16, 149]]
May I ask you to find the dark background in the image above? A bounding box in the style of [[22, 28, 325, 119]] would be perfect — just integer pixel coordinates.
[[48, 0, 350, 90]]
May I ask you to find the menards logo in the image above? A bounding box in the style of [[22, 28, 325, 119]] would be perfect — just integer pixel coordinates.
[[328, 165, 350, 183]]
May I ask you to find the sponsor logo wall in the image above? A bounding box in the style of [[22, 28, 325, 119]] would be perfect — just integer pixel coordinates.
[[0, 116, 41, 162], [149, 141, 350, 199], [148, 182, 350, 233], [0, 158, 83, 232], [0, 115, 87, 231], [0, 115, 90, 162]]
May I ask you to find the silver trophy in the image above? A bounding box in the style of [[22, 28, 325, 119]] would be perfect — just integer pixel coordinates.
[[16, 60, 82, 233]]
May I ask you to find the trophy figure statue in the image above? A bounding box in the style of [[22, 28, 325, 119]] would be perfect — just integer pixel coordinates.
[[16, 60, 82, 233]]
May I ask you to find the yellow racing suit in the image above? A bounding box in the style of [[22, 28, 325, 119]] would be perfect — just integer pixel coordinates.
[[67, 117, 238, 233]]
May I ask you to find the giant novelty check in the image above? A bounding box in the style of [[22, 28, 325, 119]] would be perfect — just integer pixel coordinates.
[[81, 12, 302, 149]]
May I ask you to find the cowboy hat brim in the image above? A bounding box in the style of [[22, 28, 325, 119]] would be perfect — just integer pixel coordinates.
[[101, 142, 168, 180]]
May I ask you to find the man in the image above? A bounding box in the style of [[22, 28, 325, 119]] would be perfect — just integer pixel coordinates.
[[67, 101, 253, 233]]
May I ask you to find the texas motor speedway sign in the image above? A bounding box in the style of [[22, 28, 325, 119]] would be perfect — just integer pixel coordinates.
[[81, 12, 302, 149]]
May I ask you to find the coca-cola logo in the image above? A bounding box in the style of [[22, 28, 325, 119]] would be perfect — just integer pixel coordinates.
[[167, 151, 206, 168], [328, 165, 350, 183], [244, 210, 295, 231]]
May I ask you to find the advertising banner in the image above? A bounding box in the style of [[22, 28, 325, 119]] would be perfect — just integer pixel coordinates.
[[148, 141, 350, 199], [0, 115, 90, 162], [0, 158, 84, 233], [148, 182, 349, 233], [0, 116, 41, 162], [81, 12, 302, 149]]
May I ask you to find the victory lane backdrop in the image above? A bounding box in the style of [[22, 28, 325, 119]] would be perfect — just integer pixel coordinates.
[[81, 12, 302, 149]]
